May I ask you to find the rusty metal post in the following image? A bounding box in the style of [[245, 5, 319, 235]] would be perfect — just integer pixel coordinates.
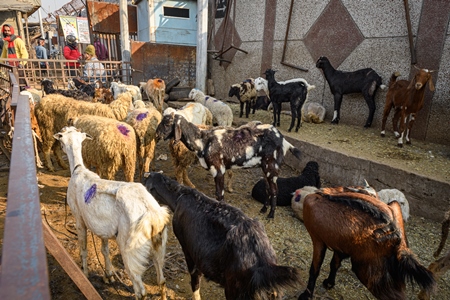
[[404, 0, 417, 64]]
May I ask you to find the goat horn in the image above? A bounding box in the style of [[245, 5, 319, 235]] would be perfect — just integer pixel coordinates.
[[363, 179, 370, 188], [413, 65, 421, 70]]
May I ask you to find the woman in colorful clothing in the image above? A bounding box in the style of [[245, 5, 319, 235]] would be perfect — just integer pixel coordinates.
[[63, 35, 81, 77]]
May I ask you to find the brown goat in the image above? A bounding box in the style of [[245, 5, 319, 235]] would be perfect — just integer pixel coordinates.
[[380, 68, 435, 147], [299, 184, 436, 300], [418, 209, 450, 300]]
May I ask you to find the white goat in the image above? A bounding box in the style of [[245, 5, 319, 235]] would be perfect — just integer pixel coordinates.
[[54, 126, 170, 300]]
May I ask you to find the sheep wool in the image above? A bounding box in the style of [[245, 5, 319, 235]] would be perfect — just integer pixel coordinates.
[[188, 88, 233, 126], [72, 115, 137, 182], [35, 92, 133, 171], [125, 105, 162, 178]]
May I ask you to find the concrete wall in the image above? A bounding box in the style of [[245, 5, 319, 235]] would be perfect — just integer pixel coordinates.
[[209, 0, 450, 145]]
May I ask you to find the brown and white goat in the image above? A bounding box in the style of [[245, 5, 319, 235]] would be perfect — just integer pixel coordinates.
[[381, 68, 435, 147], [142, 78, 166, 113], [299, 183, 436, 300], [156, 114, 302, 218]]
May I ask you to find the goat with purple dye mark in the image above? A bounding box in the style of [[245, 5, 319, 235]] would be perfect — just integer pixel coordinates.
[[54, 126, 170, 300], [156, 113, 302, 219], [69, 115, 137, 182]]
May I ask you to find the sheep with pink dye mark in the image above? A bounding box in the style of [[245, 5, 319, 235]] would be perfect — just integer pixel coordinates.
[[70, 115, 137, 182]]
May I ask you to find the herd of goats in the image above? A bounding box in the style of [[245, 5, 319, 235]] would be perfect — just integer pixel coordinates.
[[12, 55, 446, 299]]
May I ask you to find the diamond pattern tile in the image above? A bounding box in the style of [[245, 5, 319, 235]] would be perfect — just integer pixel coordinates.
[[304, 0, 364, 67], [214, 15, 242, 70]]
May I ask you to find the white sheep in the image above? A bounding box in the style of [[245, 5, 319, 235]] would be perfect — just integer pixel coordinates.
[[291, 186, 319, 221], [301, 101, 326, 123], [70, 115, 137, 182], [188, 88, 233, 126], [163, 102, 213, 126], [35, 92, 133, 172], [377, 188, 410, 222], [110, 81, 142, 103], [125, 105, 162, 178], [54, 126, 170, 300]]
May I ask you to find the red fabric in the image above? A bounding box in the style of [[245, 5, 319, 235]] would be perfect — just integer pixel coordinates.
[[2, 24, 19, 66], [63, 45, 81, 67]]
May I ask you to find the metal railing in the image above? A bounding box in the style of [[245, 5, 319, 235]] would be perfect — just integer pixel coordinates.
[[0, 69, 51, 299], [0, 58, 132, 90]]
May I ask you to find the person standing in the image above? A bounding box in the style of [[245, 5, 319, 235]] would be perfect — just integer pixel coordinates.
[[1, 24, 29, 66], [35, 38, 48, 75], [82, 44, 106, 83], [94, 36, 109, 61], [1, 24, 29, 87], [63, 34, 81, 77]]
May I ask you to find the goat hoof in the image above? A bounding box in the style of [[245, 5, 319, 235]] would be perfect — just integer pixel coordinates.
[[267, 211, 275, 219], [323, 278, 335, 289], [406, 140, 411, 145], [298, 291, 312, 300], [397, 143, 403, 148], [331, 120, 339, 125], [380, 133, 385, 137], [260, 206, 268, 213]]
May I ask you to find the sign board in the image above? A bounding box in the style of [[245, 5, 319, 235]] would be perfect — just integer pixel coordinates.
[[59, 16, 91, 44], [77, 17, 90, 44]]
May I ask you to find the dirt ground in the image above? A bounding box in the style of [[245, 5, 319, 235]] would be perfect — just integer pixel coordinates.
[[1, 103, 450, 300]]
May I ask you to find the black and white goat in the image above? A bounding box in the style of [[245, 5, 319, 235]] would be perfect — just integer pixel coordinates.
[[41, 78, 91, 101], [228, 78, 257, 118], [316, 56, 385, 128], [155, 114, 302, 218], [251, 161, 321, 206], [68, 77, 99, 97], [264, 69, 308, 132], [54, 126, 170, 300], [143, 172, 303, 300]]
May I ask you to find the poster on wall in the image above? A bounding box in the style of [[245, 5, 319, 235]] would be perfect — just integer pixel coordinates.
[[77, 17, 91, 44], [60, 16, 78, 39]]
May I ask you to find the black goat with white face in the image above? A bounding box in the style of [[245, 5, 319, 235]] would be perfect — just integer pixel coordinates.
[[316, 56, 385, 128], [264, 69, 308, 132], [156, 114, 302, 218], [143, 172, 303, 300]]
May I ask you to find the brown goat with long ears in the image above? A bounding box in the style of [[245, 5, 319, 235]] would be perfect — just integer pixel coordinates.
[[380, 67, 435, 147], [298, 182, 436, 300]]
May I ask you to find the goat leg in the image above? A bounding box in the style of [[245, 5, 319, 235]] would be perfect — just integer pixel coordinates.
[[331, 94, 343, 124], [323, 251, 347, 289], [299, 241, 327, 300]]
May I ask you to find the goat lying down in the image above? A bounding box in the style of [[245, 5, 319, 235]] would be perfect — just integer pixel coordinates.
[[299, 182, 435, 300], [143, 172, 302, 300], [156, 114, 302, 218]]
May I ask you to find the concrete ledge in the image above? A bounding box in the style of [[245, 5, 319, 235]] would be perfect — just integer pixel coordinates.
[[285, 136, 450, 222]]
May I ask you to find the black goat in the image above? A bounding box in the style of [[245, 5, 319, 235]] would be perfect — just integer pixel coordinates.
[[252, 95, 271, 111], [264, 69, 308, 132], [251, 161, 321, 206], [69, 77, 97, 97], [41, 79, 91, 101], [316, 56, 385, 128], [156, 114, 302, 218], [228, 79, 257, 118], [143, 172, 303, 300]]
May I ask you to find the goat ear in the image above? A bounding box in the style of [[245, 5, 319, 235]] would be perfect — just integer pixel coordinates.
[[174, 119, 182, 141], [428, 76, 435, 92], [53, 133, 62, 140], [407, 76, 415, 90]]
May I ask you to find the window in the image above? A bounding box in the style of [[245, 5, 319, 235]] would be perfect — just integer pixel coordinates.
[[163, 6, 189, 18]]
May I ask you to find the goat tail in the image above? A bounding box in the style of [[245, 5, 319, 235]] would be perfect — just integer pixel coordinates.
[[434, 210, 450, 258], [250, 265, 302, 298], [396, 249, 436, 295], [127, 205, 171, 251], [389, 71, 401, 87]]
